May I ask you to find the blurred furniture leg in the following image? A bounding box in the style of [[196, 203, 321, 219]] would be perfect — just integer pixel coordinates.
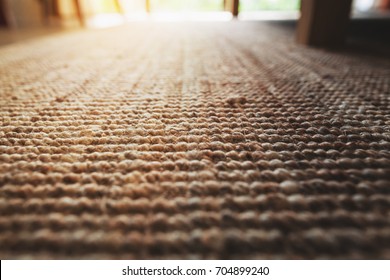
[[39, 0, 53, 26], [114, 0, 124, 14], [380, 0, 390, 9], [74, 0, 84, 26], [297, 0, 353, 47], [0, 0, 7, 27], [145, 0, 150, 13], [225, 0, 239, 17], [0, 0, 16, 28]]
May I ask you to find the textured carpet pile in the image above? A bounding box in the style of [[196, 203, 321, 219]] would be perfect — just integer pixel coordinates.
[[0, 22, 389, 259]]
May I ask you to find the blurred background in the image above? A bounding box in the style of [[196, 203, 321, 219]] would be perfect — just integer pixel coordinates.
[[0, 0, 389, 46], [0, 0, 389, 28]]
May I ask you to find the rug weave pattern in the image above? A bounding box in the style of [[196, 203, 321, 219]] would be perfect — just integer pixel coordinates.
[[0, 22, 389, 259]]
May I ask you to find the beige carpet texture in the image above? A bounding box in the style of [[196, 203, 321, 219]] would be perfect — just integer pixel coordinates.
[[0, 22, 389, 259]]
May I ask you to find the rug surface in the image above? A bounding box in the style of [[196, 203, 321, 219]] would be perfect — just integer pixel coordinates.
[[0, 21, 389, 259]]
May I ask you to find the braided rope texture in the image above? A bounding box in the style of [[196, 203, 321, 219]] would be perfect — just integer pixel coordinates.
[[0, 22, 389, 259]]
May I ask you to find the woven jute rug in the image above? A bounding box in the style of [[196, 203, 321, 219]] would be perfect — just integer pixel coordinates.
[[0, 21, 389, 259]]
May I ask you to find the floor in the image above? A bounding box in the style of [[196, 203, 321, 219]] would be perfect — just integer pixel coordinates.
[[0, 21, 389, 259]]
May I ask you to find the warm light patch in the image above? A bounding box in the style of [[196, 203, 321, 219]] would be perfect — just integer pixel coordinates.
[[86, 13, 126, 28]]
